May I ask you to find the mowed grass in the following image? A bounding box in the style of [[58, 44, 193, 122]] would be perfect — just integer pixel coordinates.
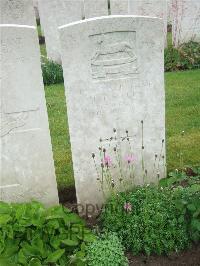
[[44, 69, 200, 189], [165, 69, 200, 170], [45, 84, 74, 188]]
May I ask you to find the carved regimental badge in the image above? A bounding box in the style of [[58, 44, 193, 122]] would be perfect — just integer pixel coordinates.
[[90, 31, 139, 81]]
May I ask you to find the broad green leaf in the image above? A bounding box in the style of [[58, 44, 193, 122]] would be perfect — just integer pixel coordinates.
[[82, 233, 96, 243], [159, 178, 169, 188], [62, 239, 79, 246], [20, 242, 42, 257], [187, 203, 196, 212], [0, 214, 12, 226], [18, 249, 27, 265], [1, 240, 19, 258], [45, 249, 65, 263], [0, 202, 12, 215], [193, 209, 200, 218], [29, 258, 42, 266], [0, 258, 16, 266], [191, 219, 200, 231]]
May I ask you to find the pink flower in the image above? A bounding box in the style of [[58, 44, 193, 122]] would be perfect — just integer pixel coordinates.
[[124, 202, 132, 212], [125, 155, 136, 164], [103, 155, 112, 167]]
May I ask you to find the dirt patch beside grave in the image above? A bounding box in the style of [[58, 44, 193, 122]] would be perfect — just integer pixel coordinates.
[[58, 185, 76, 205], [127, 244, 200, 266]]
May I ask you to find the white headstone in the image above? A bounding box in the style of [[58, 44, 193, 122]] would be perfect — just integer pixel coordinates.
[[33, 0, 40, 20], [172, 0, 200, 47], [84, 0, 108, 18], [167, 0, 173, 23], [59, 16, 165, 211], [110, 0, 128, 15], [0, 25, 58, 206], [129, 0, 167, 46], [0, 0, 36, 25], [38, 0, 83, 63]]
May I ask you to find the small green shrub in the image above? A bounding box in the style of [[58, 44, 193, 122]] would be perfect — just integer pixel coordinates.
[[100, 186, 190, 255], [0, 201, 95, 265], [165, 41, 200, 72], [41, 59, 64, 85], [160, 167, 200, 243], [86, 232, 128, 266], [173, 185, 200, 243]]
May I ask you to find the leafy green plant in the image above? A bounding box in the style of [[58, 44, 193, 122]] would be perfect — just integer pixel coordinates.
[[100, 186, 190, 255], [159, 167, 200, 243], [41, 59, 64, 85], [159, 167, 200, 188], [86, 232, 128, 266], [173, 185, 200, 243], [0, 201, 95, 265], [165, 41, 200, 72]]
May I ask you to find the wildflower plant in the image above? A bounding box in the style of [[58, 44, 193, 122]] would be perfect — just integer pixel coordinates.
[[92, 121, 166, 199]]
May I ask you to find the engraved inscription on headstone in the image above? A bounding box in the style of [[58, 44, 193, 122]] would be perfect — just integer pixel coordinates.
[[90, 31, 138, 81]]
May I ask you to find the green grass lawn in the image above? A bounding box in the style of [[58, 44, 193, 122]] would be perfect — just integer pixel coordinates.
[[167, 31, 172, 46], [37, 24, 43, 38], [44, 69, 200, 189], [40, 44, 47, 57], [165, 69, 200, 170]]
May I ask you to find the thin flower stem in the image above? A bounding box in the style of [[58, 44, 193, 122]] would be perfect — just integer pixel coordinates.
[[141, 120, 146, 184], [92, 157, 100, 181]]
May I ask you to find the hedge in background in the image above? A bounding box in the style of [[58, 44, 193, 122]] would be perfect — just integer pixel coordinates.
[[41, 59, 64, 85], [165, 41, 200, 72]]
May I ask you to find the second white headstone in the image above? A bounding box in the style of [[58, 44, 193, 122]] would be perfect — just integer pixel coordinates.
[[0, 25, 58, 206], [129, 0, 167, 46], [172, 0, 200, 47], [0, 0, 36, 25], [38, 0, 83, 63], [84, 0, 108, 18]]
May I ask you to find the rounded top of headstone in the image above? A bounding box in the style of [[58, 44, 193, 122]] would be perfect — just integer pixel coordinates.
[[59, 15, 163, 30]]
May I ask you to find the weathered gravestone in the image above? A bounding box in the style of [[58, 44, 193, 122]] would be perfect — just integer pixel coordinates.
[[0, 25, 58, 205], [33, 0, 40, 20], [172, 0, 200, 47], [167, 0, 173, 24], [59, 16, 165, 212], [110, 0, 129, 15], [129, 0, 168, 46], [84, 0, 108, 19], [38, 0, 83, 63], [0, 0, 36, 25]]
